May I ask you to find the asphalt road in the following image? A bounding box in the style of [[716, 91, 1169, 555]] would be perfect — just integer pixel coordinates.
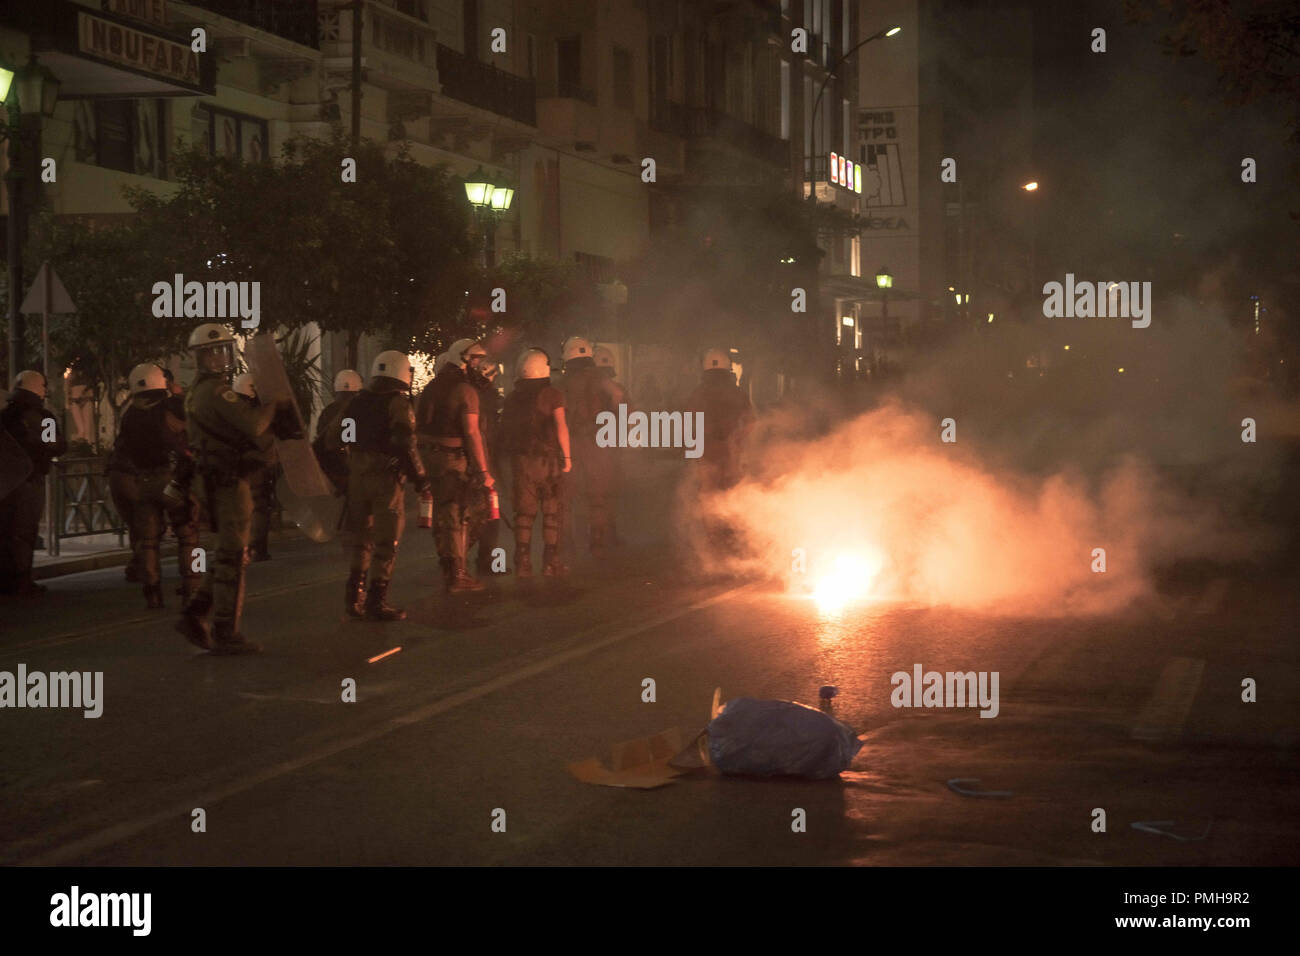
[[1, 463, 1297, 866]]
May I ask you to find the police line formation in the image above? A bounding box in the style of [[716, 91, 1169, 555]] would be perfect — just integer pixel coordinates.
[[0, 327, 755, 656]]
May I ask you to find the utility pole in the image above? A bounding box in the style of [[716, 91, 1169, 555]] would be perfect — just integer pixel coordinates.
[[346, 0, 363, 371]]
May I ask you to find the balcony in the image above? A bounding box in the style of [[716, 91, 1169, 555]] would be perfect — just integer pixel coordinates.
[[435, 43, 536, 127], [189, 0, 320, 49], [685, 107, 789, 169]]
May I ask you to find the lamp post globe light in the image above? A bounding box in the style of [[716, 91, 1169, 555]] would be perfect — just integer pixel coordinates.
[[463, 166, 514, 269], [3, 56, 61, 384]]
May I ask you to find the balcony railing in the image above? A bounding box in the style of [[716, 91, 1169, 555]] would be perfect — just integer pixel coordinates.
[[686, 107, 788, 168], [191, 0, 320, 49], [436, 43, 537, 126]]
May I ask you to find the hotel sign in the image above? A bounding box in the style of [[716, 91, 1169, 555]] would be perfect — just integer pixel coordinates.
[[77, 10, 201, 87]]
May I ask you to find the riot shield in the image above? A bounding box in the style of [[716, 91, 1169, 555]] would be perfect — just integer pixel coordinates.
[[276, 472, 343, 544], [0, 427, 34, 500], [244, 332, 333, 499]]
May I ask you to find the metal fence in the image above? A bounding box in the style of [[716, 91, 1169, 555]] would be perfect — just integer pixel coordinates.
[[46, 457, 125, 557]]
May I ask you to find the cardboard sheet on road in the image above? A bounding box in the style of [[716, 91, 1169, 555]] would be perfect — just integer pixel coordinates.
[[568, 728, 691, 789]]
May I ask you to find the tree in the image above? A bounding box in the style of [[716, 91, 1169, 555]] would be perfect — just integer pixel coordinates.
[[28, 212, 192, 439], [125, 128, 476, 363], [1124, 0, 1300, 144]]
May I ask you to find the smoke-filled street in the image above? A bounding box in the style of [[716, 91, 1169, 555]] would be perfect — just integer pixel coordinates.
[[4, 0, 1299, 938], [2, 455, 1296, 866]]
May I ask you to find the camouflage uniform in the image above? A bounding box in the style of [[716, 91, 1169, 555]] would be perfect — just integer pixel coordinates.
[[179, 369, 277, 651], [501, 378, 567, 576], [112, 390, 201, 605], [344, 377, 427, 618], [561, 357, 626, 553], [416, 364, 485, 588]]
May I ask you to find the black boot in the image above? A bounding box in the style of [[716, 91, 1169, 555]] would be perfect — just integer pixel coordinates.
[[209, 619, 262, 655], [542, 545, 567, 578], [514, 549, 533, 578], [364, 580, 407, 621], [176, 592, 213, 650], [438, 557, 455, 589], [345, 571, 366, 618], [143, 584, 164, 609], [448, 562, 486, 593]]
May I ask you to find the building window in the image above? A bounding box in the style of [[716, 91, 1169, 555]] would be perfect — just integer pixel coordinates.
[[574, 250, 614, 283], [780, 61, 790, 140], [525, 33, 536, 77], [613, 45, 633, 110], [650, 34, 671, 106], [192, 105, 269, 162], [557, 35, 582, 97], [851, 235, 861, 277], [74, 99, 168, 179]]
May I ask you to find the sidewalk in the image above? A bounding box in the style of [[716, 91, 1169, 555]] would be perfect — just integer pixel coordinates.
[[32, 532, 136, 581]]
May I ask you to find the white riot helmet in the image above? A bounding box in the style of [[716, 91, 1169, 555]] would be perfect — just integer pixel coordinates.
[[594, 345, 616, 372], [13, 370, 46, 400], [128, 363, 167, 395], [333, 369, 362, 393], [562, 336, 593, 362], [188, 323, 237, 372], [433, 351, 454, 376], [702, 348, 731, 372], [447, 338, 479, 369], [371, 350, 413, 387], [518, 349, 551, 381], [232, 372, 257, 399]]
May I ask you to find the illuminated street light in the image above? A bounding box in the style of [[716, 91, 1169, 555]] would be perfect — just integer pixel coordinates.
[[464, 166, 492, 207], [1022, 181, 1039, 191], [875, 268, 893, 290]]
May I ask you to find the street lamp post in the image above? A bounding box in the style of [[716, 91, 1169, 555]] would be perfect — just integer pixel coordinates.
[[2, 58, 59, 385], [806, 25, 900, 203], [1022, 180, 1039, 303], [464, 166, 514, 269], [875, 267, 892, 371]]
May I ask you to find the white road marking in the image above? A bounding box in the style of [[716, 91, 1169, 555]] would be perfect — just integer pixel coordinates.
[[18, 582, 752, 864]]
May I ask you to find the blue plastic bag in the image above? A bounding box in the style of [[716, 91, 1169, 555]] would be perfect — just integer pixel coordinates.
[[706, 698, 862, 779]]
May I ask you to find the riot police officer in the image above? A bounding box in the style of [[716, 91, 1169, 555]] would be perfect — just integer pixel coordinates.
[[176, 324, 289, 654], [560, 336, 627, 557], [313, 369, 362, 494], [501, 350, 571, 577], [685, 348, 754, 492], [113, 363, 201, 608], [416, 339, 494, 592], [343, 350, 429, 620], [232, 372, 279, 562], [0, 371, 66, 596]]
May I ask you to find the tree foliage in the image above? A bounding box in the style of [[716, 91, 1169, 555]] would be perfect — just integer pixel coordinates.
[[124, 128, 476, 353], [1125, 0, 1300, 143]]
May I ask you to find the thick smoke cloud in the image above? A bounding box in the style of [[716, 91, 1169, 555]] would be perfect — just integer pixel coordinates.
[[680, 297, 1281, 616]]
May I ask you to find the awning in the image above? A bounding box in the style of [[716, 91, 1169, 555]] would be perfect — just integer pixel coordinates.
[[13, 0, 216, 98]]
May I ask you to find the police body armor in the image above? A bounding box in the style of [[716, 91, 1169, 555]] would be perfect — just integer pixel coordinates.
[[502, 380, 560, 459], [418, 366, 465, 441], [187, 372, 254, 483], [117, 398, 173, 471]]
